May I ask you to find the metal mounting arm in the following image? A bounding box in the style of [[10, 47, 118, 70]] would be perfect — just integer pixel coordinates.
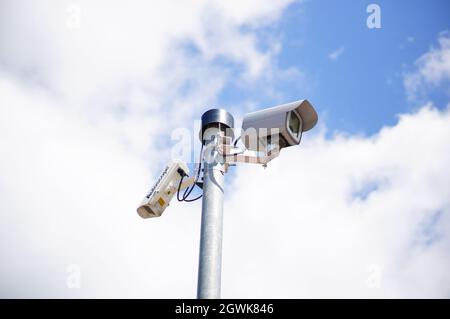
[[215, 133, 280, 165]]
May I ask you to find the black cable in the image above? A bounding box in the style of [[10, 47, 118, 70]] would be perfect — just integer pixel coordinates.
[[182, 163, 202, 201], [177, 144, 204, 202], [176, 174, 186, 202], [233, 135, 241, 147], [183, 192, 203, 202], [182, 145, 203, 199], [182, 174, 196, 199]]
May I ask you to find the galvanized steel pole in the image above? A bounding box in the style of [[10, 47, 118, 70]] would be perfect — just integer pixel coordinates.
[[197, 129, 225, 299], [197, 109, 233, 299]]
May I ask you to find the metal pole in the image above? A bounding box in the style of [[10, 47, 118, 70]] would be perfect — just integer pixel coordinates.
[[197, 128, 225, 299]]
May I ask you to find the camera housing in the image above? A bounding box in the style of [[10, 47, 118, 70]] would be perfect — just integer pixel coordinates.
[[137, 160, 189, 218], [241, 99, 318, 151]]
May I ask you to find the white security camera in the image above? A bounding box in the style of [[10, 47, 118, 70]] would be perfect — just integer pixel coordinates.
[[241, 99, 318, 151], [137, 160, 189, 218]]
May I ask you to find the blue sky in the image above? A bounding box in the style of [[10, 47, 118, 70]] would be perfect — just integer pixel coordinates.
[[218, 0, 450, 135]]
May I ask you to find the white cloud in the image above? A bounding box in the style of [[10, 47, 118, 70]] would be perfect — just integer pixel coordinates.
[[0, 0, 293, 111], [0, 0, 297, 298], [224, 104, 450, 298], [0, 0, 297, 167], [328, 46, 345, 61], [2, 73, 449, 298], [0, 1, 449, 299], [404, 31, 450, 100]]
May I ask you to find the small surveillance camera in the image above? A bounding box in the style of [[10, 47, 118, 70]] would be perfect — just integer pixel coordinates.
[[137, 160, 189, 218], [241, 99, 318, 151]]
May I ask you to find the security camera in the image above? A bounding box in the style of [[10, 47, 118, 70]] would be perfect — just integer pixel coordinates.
[[241, 99, 318, 151], [137, 160, 190, 218]]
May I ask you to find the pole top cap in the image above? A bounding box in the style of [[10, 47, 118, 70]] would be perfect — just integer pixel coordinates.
[[199, 109, 235, 142]]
